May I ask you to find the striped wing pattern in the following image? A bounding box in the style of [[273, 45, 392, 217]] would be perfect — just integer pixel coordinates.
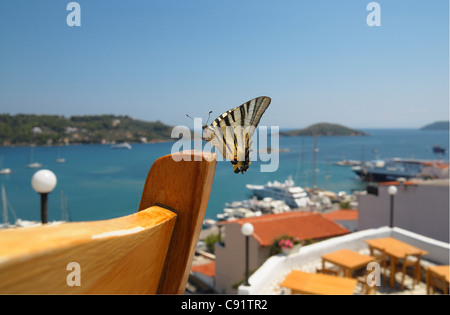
[[203, 96, 271, 174]]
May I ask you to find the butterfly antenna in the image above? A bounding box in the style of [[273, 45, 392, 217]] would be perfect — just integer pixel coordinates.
[[205, 111, 213, 125], [186, 114, 203, 124]]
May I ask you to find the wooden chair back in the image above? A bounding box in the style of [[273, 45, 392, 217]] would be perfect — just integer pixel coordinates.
[[427, 266, 449, 295], [0, 151, 216, 294], [397, 252, 422, 290]]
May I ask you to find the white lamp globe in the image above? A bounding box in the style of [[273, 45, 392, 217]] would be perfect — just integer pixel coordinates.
[[388, 185, 398, 196], [241, 223, 254, 236], [31, 169, 57, 194]]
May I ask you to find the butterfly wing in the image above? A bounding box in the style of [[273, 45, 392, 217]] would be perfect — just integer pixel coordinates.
[[204, 96, 271, 173]]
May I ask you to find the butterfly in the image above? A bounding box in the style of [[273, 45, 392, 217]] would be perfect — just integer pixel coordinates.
[[202, 96, 271, 174]]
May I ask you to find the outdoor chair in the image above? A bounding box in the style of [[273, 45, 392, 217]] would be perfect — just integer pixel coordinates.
[[372, 247, 388, 282], [316, 266, 341, 277], [394, 253, 422, 290], [426, 266, 449, 295], [354, 268, 377, 295], [0, 151, 216, 294], [428, 273, 449, 294]]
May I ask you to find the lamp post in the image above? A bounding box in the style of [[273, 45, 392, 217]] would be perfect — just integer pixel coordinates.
[[241, 223, 254, 286], [388, 185, 398, 228], [31, 169, 57, 224]]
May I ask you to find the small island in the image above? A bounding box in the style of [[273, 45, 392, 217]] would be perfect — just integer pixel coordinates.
[[420, 121, 449, 131], [280, 122, 368, 137]]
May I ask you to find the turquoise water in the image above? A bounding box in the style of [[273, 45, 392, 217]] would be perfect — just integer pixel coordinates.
[[0, 129, 448, 223]]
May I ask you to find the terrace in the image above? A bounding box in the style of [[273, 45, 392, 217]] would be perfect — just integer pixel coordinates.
[[238, 226, 449, 295]]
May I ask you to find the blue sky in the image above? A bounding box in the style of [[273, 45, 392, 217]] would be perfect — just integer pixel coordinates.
[[0, 0, 448, 128]]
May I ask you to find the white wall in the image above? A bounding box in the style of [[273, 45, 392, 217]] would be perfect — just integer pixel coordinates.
[[238, 226, 450, 294], [215, 223, 263, 294], [358, 181, 449, 242]]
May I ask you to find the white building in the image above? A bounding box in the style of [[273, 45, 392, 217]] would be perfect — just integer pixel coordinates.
[[358, 179, 449, 243], [238, 226, 450, 294], [214, 212, 350, 294]]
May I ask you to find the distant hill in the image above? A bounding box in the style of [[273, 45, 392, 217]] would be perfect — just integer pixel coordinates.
[[280, 123, 368, 137], [420, 121, 449, 131], [0, 114, 173, 146]]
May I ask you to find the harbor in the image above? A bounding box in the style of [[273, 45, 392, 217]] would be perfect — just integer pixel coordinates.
[[210, 175, 356, 224], [0, 129, 448, 225], [0, 0, 448, 298]]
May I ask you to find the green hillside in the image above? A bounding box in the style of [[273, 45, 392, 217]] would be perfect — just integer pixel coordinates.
[[420, 121, 449, 131], [280, 122, 368, 137], [0, 114, 173, 145]]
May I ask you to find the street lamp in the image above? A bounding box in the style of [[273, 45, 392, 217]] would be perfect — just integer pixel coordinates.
[[31, 169, 57, 224], [388, 185, 398, 228], [241, 222, 254, 286]]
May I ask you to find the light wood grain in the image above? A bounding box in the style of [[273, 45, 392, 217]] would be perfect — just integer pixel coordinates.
[[139, 151, 216, 294], [281, 270, 357, 295], [426, 265, 449, 294], [365, 237, 429, 288], [0, 206, 176, 294], [365, 237, 429, 258], [0, 150, 217, 294], [321, 249, 374, 278]]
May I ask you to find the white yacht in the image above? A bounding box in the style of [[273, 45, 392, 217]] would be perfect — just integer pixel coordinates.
[[111, 142, 132, 149], [26, 147, 42, 168], [216, 197, 291, 221], [26, 162, 43, 168], [0, 168, 12, 175], [246, 176, 312, 209], [0, 157, 12, 175]]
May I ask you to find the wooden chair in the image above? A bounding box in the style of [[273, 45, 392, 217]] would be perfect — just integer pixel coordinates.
[[428, 273, 449, 295], [371, 248, 388, 283], [0, 151, 216, 294], [394, 253, 422, 290], [354, 268, 377, 295], [316, 266, 341, 277], [427, 266, 449, 295]]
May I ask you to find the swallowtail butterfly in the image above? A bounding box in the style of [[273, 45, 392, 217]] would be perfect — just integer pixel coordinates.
[[202, 96, 271, 174]]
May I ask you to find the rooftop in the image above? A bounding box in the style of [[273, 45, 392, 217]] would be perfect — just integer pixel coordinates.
[[238, 226, 450, 295], [323, 209, 358, 221], [220, 212, 350, 247], [379, 178, 449, 187], [191, 261, 215, 278], [260, 247, 435, 295]]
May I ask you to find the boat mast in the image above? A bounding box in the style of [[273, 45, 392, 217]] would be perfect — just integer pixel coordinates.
[[2, 184, 8, 225], [326, 157, 330, 190], [313, 133, 318, 188], [295, 137, 305, 185]]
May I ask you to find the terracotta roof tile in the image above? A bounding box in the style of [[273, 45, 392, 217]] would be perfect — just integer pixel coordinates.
[[224, 212, 349, 247], [379, 181, 419, 186], [191, 261, 215, 277], [323, 209, 358, 221]]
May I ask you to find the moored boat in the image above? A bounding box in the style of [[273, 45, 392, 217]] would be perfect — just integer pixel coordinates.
[[246, 176, 312, 209], [111, 142, 132, 149], [352, 158, 449, 182], [433, 145, 446, 154]]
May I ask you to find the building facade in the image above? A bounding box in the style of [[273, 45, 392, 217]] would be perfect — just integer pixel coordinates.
[[214, 212, 349, 293], [358, 179, 449, 243]]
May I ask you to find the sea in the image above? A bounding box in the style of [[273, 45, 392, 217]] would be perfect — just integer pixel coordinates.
[[0, 129, 448, 224]]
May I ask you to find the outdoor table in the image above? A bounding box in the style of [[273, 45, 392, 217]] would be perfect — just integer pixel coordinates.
[[365, 237, 429, 288], [321, 249, 375, 278], [280, 270, 357, 295], [426, 265, 449, 294]]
